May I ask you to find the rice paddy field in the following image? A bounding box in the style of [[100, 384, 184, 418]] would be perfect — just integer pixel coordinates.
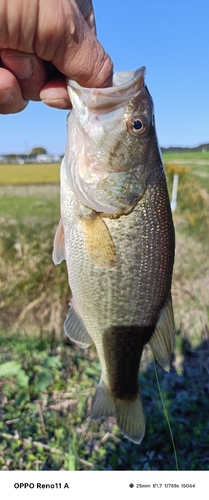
[[0, 162, 60, 185], [0, 152, 209, 471]]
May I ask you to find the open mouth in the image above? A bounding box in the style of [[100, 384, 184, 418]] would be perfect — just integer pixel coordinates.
[[67, 66, 146, 112]]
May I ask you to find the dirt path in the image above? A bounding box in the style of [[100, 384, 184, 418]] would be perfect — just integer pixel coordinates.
[[0, 184, 60, 198]]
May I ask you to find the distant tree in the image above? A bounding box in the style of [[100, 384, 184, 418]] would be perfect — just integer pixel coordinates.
[[29, 147, 48, 157], [5, 154, 18, 162]]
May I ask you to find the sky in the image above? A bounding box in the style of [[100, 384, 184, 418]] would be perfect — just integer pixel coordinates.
[[0, 0, 209, 155]]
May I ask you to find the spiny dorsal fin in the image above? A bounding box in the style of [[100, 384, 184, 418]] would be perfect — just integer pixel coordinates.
[[64, 302, 93, 348], [52, 218, 65, 265], [149, 295, 175, 372], [81, 214, 117, 268]]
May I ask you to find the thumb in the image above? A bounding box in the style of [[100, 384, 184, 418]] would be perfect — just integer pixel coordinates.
[[37, 0, 113, 89], [54, 1, 113, 88]]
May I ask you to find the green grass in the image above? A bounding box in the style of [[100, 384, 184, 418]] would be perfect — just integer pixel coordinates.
[[1, 330, 208, 470], [164, 152, 209, 195], [162, 150, 209, 162], [163, 154, 209, 243], [0, 153, 209, 470], [0, 185, 68, 336]]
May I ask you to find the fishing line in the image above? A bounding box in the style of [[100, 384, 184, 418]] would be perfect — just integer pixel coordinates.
[[153, 357, 179, 471]]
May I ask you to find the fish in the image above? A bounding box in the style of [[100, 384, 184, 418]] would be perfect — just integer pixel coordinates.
[[53, 66, 175, 444]]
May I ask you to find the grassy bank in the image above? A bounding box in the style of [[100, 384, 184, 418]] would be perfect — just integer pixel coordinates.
[[1, 328, 208, 471]]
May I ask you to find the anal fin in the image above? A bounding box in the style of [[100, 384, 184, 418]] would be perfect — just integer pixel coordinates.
[[149, 295, 175, 371], [64, 302, 93, 348]]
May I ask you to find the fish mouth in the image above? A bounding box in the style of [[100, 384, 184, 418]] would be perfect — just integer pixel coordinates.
[[67, 66, 146, 112]]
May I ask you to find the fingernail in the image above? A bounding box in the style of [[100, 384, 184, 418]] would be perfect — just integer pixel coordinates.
[[41, 98, 71, 109]]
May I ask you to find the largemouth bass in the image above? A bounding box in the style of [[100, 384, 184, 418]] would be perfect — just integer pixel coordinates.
[[53, 66, 175, 444]]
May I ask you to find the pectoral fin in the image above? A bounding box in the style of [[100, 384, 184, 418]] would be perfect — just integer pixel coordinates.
[[149, 295, 175, 371], [81, 214, 117, 268], [52, 218, 65, 265], [64, 301, 93, 348]]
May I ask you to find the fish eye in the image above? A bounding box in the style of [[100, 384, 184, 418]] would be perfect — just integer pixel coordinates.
[[133, 118, 143, 131], [126, 114, 149, 136]]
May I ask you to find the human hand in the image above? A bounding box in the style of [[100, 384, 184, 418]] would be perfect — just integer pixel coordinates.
[[0, 0, 113, 114]]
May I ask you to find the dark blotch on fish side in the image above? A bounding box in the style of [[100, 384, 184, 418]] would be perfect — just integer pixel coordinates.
[[103, 325, 155, 400]]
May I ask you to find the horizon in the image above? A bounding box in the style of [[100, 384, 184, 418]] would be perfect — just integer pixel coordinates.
[[1, 141, 209, 157]]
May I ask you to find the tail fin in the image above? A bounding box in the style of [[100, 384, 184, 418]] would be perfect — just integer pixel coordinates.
[[91, 378, 115, 418], [114, 397, 145, 444], [91, 379, 145, 444]]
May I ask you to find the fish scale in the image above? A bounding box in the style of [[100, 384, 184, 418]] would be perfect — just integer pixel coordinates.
[[53, 66, 175, 443]]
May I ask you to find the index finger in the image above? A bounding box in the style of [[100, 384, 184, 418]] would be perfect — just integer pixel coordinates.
[[0, 67, 28, 113], [1, 49, 50, 101]]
